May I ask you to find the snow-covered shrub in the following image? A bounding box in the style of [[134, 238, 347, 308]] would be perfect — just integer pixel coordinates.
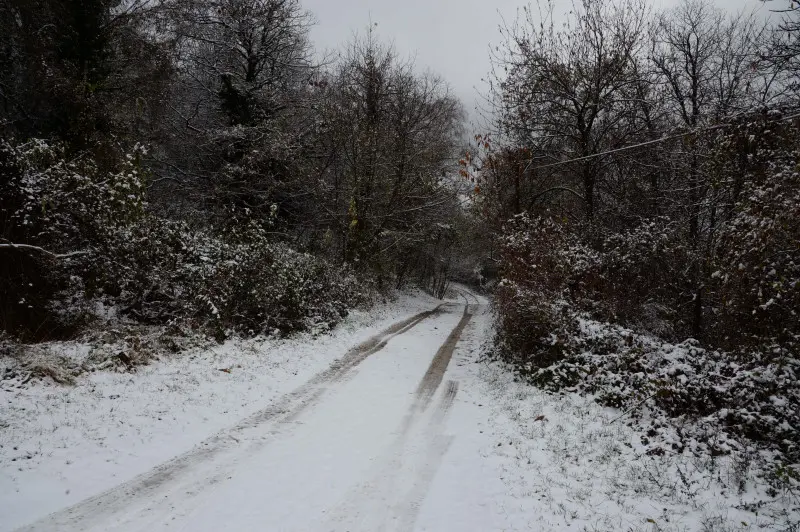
[[709, 114, 800, 356], [597, 218, 693, 339], [0, 138, 147, 339], [520, 315, 800, 491], [493, 211, 695, 368], [492, 154, 800, 490], [493, 214, 593, 368], [175, 224, 372, 338], [97, 216, 374, 339], [1, 138, 375, 342], [494, 280, 578, 370]]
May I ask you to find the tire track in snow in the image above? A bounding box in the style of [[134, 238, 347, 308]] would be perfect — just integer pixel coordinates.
[[388, 381, 460, 532], [437, 380, 459, 417], [413, 300, 473, 411], [324, 379, 462, 532], [388, 298, 472, 444], [381, 291, 477, 531], [14, 306, 444, 532], [326, 290, 477, 532]]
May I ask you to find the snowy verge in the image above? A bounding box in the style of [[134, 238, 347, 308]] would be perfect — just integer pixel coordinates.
[[0, 289, 441, 532], [473, 341, 800, 530]]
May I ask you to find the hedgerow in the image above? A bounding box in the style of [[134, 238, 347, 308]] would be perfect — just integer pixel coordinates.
[[493, 280, 800, 491], [0, 138, 374, 343], [491, 115, 800, 491]]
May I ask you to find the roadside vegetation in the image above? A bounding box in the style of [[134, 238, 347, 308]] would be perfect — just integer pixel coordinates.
[[0, 0, 471, 355], [475, 0, 800, 516]]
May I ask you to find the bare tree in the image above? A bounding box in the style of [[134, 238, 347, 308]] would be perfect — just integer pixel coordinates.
[[314, 28, 464, 283], [649, 0, 768, 336], [489, 0, 649, 221], [761, 1, 800, 92], [151, 0, 319, 221]]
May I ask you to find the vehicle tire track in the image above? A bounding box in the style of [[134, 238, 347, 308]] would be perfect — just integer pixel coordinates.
[[324, 291, 478, 531], [413, 301, 472, 411], [14, 306, 443, 532], [377, 289, 478, 531], [435, 380, 459, 419], [325, 379, 461, 532], [391, 434, 455, 532], [381, 380, 460, 532]]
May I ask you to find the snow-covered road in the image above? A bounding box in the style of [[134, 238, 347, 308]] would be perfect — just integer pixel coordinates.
[[11, 290, 510, 532], [5, 289, 793, 531]]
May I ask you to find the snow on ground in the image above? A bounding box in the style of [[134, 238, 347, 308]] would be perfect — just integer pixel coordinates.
[[3, 289, 484, 532], [0, 290, 441, 532], [465, 343, 798, 529], [2, 287, 796, 531], [420, 297, 796, 531]]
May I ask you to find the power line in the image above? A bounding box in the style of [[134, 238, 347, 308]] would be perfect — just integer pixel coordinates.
[[524, 109, 800, 173]]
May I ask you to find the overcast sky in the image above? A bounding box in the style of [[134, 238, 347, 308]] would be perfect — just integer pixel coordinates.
[[303, 0, 772, 126]]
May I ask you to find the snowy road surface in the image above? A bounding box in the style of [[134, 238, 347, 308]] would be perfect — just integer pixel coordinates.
[[11, 291, 509, 532], [4, 290, 792, 531]]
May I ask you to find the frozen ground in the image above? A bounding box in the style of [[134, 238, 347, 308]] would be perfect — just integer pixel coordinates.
[[1, 288, 796, 531]]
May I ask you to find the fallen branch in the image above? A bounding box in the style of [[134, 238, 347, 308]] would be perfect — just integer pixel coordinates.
[[0, 243, 89, 259]]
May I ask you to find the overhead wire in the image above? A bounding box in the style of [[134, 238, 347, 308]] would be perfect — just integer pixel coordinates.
[[522, 108, 800, 173]]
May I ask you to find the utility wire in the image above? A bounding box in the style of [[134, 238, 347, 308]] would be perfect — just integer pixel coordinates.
[[525, 109, 800, 173]]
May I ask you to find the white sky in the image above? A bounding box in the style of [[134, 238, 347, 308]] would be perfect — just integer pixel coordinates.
[[304, 0, 774, 127]]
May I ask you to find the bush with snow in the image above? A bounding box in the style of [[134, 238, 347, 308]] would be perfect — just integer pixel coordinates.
[[104, 217, 373, 338], [494, 280, 800, 491], [0, 138, 148, 339], [709, 116, 800, 356], [491, 116, 800, 490], [0, 138, 374, 344]]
